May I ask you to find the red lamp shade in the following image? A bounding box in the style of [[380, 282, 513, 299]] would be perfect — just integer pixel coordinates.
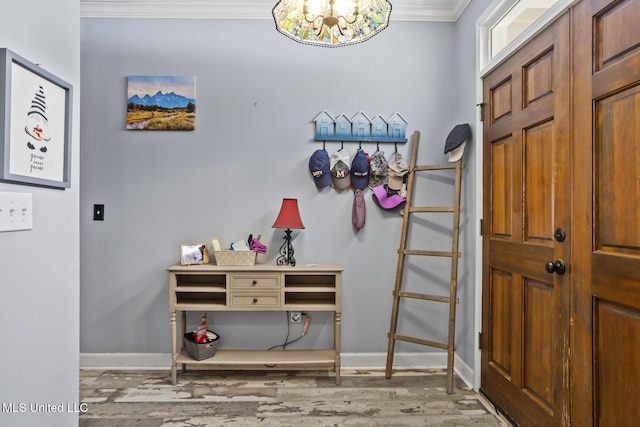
[[272, 198, 305, 230]]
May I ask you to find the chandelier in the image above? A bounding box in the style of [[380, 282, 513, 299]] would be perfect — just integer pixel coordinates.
[[272, 0, 392, 47]]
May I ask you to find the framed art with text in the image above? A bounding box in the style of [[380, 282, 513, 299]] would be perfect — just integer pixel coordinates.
[[0, 48, 73, 189]]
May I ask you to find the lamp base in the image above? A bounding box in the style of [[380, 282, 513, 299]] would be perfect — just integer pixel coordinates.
[[275, 228, 296, 267]]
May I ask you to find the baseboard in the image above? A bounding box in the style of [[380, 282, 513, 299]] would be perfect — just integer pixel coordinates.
[[80, 352, 474, 388], [80, 353, 172, 370]]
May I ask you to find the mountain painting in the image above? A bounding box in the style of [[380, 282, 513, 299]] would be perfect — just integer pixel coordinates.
[[127, 75, 196, 130]]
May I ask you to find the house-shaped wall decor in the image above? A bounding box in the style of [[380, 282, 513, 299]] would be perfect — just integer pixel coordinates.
[[371, 115, 389, 139], [313, 110, 407, 143], [314, 110, 336, 139], [335, 114, 352, 139], [387, 112, 408, 140], [351, 111, 372, 139]]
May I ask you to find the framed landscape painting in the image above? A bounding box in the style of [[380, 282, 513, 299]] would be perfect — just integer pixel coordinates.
[[127, 75, 196, 131], [0, 48, 73, 189]]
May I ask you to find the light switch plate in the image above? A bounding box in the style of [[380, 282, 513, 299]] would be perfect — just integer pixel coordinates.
[[0, 192, 33, 232]]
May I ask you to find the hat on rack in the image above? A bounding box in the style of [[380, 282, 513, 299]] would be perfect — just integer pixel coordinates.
[[444, 123, 472, 163], [350, 148, 370, 190], [368, 150, 388, 189], [387, 151, 408, 191], [330, 149, 351, 190], [309, 148, 332, 188], [372, 184, 406, 211]]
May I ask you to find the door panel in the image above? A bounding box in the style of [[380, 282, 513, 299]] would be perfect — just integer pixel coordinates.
[[481, 12, 571, 427], [572, 0, 640, 425]]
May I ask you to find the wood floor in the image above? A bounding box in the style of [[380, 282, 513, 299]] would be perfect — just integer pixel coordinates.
[[79, 368, 510, 426]]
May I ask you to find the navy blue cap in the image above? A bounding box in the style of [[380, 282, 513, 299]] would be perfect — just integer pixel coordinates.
[[309, 148, 332, 188], [350, 148, 370, 189]]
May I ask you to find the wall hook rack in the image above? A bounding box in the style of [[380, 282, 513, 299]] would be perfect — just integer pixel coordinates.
[[313, 110, 408, 144]]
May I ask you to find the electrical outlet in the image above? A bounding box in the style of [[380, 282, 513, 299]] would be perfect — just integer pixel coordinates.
[[290, 312, 302, 323]]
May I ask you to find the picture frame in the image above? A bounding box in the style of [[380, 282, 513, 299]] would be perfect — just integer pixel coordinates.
[[0, 48, 73, 189], [180, 243, 210, 266], [127, 75, 196, 131]]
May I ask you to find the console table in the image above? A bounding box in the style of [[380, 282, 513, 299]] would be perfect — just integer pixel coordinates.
[[168, 263, 342, 385]]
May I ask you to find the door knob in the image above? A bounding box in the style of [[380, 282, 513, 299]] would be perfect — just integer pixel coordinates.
[[545, 259, 566, 275], [553, 228, 566, 242]]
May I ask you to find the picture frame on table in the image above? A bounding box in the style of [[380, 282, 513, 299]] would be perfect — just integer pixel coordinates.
[[180, 243, 210, 266], [0, 48, 73, 189]]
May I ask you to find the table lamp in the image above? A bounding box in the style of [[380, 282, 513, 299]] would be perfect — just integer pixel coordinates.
[[272, 198, 305, 266]]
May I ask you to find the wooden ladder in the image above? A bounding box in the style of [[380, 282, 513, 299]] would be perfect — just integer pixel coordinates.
[[385, 130, 463, 394]]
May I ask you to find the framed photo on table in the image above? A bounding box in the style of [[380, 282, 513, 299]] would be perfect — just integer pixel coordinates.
[[0, 48, 73, 189], [180, 243, 210, 266]]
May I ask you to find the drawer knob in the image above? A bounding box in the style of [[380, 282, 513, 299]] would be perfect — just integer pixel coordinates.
[[252, 280, 257, 286], [253, 298, 258, 304]]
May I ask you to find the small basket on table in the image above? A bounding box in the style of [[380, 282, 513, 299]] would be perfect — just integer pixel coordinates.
[[213, 250, 257, 266]]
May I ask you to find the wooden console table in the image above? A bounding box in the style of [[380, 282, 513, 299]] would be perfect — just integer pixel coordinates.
[[168, 263, 342, 385]]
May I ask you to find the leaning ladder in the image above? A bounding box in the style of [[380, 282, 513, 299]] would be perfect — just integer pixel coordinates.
[[385, 130, 463, 394]]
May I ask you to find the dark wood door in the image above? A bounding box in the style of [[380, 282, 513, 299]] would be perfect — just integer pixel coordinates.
[[480, 12, 571, 426], [572, 0, 640, 425]]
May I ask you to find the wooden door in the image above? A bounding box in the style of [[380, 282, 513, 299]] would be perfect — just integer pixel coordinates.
[[480, 12, 571, 426], [572, 0, 640, 425]]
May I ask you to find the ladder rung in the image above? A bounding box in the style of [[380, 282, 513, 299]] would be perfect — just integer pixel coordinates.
[[409, 206, 455, 213], [402, 249, 460, 258], [399, 291, 449, 303], [414, 163, 458, 171], [393, 334, 449, 350]]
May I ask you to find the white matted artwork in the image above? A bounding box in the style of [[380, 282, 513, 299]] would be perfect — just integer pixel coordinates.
[[0, 48, 73, 189]]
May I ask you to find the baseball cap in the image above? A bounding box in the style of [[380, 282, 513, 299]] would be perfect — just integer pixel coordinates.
[[309, 148, 332, 188], [368, 150, 388, 189], [444, 124, 471, 163], [350, 148, 370, 190], [372, 184, 406, 210], [387, 151, 408, 191], [330, 149, 351, 190]]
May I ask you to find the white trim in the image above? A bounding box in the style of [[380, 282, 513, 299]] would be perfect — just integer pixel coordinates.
[[79, 0, 472, 21], [80, 352, 475, 388], [80, 352, 172, 369], [477, 0, 576, 75]]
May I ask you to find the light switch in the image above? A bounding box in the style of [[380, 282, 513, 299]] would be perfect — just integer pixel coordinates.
[[0, 192, 33, 232], [93, 204, 104, 221]]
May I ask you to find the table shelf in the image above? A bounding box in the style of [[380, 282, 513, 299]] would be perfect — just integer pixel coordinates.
[[168, 263, 342, 385]]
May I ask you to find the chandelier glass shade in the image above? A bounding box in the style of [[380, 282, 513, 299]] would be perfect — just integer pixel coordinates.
[[272, 0, 392, 47]]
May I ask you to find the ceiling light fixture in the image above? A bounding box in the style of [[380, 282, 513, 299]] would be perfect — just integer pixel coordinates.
[[272, 0, 392, 48]]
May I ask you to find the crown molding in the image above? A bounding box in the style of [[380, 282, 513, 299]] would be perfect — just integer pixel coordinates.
[[80, 0, 471, 22]]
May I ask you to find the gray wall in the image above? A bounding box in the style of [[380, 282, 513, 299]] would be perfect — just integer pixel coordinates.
[[452, 0, 492, 375], [0, 1, 80, 426], [80, 10, 486, 372]]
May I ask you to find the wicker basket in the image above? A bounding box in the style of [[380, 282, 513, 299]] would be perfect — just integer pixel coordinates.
[[183, 331, 220, 361], [214, 250, 256, 266]]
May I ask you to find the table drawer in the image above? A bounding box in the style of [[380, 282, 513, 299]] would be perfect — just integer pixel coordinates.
[[230, 274, 280, 289], [230, 293, 281, 307]]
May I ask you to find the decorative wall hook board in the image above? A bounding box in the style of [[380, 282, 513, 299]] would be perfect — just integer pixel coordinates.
[[313, 110, 407, 143]]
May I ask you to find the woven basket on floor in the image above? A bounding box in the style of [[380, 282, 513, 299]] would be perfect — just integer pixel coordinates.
[[183, 331, 220, 361]]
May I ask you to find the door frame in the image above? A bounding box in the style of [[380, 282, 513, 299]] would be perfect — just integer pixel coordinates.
[[472, 0, 576, 390]]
